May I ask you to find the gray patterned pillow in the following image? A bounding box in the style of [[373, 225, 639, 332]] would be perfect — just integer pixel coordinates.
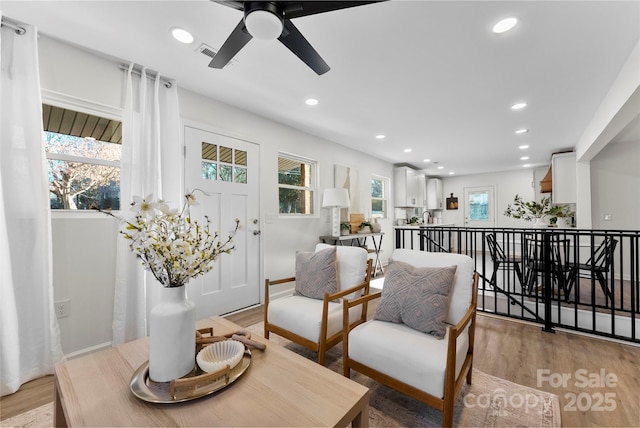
[[294, 247, 338, 300], [374, 260, 457, 339]]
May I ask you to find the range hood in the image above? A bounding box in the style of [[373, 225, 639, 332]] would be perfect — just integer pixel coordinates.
[[540, 166, 552, 193]]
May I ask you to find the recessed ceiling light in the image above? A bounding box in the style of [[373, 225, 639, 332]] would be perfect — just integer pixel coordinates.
[[170, 27, 194, 44], [375, 134, 386, 140], [493, 17, 518, 34], [511, 102, 527, 110], [448, 171, 455, 175], [305, 98, 318, 106], [519, 145, 529, 149], [423, 158, 431, 163], [437, 166, 444, 170], [523, 164, 531, 168], [520, 156, 530, 160], [515, 128, 529, 134], [403, 148, 412, 153]]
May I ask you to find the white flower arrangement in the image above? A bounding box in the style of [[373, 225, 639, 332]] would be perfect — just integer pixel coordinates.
[[99, 191, 239, 287]]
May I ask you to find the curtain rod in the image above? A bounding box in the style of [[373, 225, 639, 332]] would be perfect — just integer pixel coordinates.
[[118, 64, 173, 89], [1, 19, 27, 35]]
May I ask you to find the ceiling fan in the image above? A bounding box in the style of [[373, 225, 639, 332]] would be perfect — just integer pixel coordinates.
[[209, 1, 382, 75]]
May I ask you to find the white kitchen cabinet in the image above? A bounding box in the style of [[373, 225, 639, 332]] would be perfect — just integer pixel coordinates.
[[426, 178, 443, 210], [551, 152, 576, 204], [394, 167, 423, 207], [418, 174, 427, 207]]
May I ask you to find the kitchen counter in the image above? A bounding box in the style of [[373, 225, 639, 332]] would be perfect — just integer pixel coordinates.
[[393, 223, 455, 228], [394, 225, 456, 252]]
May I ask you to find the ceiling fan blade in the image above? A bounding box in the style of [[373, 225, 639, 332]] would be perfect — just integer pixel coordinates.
[[209, 19, 253, 69], [278, 19, 329, 75], [211, 1, 244, 12], [282, 1, 383, 19]]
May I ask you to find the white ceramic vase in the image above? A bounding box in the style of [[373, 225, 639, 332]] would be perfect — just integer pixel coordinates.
[[149, 285, 196, 382], [532, 217, 548, 228]]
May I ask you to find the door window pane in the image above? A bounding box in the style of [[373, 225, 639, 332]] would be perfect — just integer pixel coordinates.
[[201, 142, 247, 183], [234, 166, 247, 184], [201, 143, 217, 161], [202, 162, 217, 180], [219, 146, 232, 163], [235, 150, 247, 166], [219, 165, 232, 182], [469, 192, 489, 220]]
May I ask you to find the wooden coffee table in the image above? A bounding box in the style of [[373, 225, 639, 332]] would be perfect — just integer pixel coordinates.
[[54, 316, 369, 427]]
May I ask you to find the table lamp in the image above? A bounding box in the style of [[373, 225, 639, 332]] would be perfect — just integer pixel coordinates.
[[322, 188, 350, 237]]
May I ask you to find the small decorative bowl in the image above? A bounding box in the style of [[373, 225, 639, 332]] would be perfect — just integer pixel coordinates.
[[196, 340, 245, 374]]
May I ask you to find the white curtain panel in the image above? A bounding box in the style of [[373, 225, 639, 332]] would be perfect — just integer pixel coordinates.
[[112, 64, 182, 345], [0, 17, 64, 396]]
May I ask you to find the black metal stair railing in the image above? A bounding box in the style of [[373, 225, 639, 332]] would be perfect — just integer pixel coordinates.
[[394, 226, 640, 343]]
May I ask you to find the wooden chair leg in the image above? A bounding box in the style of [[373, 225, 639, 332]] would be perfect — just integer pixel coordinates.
[[442, 394, 455, 428], [318, 344, 326, 366]]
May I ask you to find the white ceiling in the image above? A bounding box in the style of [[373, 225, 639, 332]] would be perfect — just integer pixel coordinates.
[[3, 1, 639, 176]]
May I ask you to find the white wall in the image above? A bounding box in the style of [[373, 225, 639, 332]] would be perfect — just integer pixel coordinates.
[[590, 139, 640, 230], [178, 90, 395, 281], [439, 168, 540, 228], [38, 36, 395, 355], [51, 216, 117, 355]]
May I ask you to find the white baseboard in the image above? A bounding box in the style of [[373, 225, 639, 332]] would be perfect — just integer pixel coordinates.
[[65, 341, 112, 360]]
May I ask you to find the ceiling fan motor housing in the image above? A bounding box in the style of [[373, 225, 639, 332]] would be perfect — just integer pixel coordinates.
[[244, 2, 284, 40]]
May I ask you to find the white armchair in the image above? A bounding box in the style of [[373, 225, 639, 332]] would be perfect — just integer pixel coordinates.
[[264, 244, 373, 365], [342, 249, 479, 427]]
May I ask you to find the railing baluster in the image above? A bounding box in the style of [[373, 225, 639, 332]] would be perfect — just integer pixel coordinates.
[[392, 226, 639, 344]]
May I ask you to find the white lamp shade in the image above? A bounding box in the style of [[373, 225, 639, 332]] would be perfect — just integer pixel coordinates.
[[322, 188, 350, 208]]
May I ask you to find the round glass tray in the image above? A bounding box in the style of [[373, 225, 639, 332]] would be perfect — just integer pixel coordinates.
[[130, 348, 251, 403]]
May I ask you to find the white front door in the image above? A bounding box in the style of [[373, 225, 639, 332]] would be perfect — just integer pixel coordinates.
[[464, 186, 496, 228], [461, 186, 495, 254], [184, 125, 261, 317]]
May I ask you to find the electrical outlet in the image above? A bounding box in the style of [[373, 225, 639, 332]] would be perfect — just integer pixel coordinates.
[[55, 300, 70, 318]]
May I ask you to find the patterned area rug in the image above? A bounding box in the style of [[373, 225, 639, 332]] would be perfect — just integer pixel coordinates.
[[250, 322, 561, 427], [1, 402, 53, 428]]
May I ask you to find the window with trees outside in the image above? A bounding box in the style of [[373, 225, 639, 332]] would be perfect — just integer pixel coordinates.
[[371, 175, 388, 218], [278, 153, 316, 215], [43, 104, 122, 210]]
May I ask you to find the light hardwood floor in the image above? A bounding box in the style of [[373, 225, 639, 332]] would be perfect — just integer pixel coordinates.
[[2, 308, 639, 427]]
